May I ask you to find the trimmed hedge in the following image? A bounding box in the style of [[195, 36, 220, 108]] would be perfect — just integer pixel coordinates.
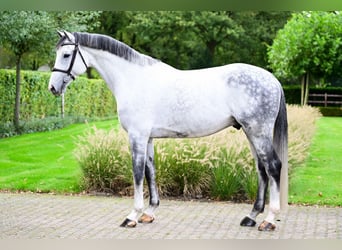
[[319, 107, 342, 116], [283, 85, 301, 104], [0, 70, 116, 124]]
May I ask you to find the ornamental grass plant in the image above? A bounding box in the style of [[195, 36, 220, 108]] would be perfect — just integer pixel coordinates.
[[75, 127, 132, 194], [286, 105, 322, 175], [75, 105, 321, 201]]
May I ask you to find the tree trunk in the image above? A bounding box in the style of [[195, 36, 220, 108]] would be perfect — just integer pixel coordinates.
[[206, 40, 217, 67], [301, 75, 305, 106], [14, 55, 21, 133], [304, 73, 309, 105], [301, 72, 310, 106]]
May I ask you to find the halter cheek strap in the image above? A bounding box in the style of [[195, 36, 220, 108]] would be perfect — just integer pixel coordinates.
[[52, 42, 88, 82]]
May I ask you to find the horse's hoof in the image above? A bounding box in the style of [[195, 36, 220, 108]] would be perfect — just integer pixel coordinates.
[[120, 218, 137, 228], [240, 216, 256, 227], [258, 220, 276, 231], [138, 213, 155, 224]]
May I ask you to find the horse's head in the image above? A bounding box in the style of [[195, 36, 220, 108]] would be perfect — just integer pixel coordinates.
[[48, 31, 88, 96]]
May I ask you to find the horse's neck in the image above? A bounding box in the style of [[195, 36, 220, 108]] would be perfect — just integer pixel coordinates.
[[85, 48, 144, 95], [83, 47, 180, 118], [84, 47, 176, 96]]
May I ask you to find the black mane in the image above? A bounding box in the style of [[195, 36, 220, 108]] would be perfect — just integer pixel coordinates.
[[58, 32, 158, 66]]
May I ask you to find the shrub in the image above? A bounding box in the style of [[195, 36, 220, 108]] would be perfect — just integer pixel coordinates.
[[0, 116, 69, 138], [318, 107, 342, 117], [210, 150, 242, 200], [0, 122, 17, 138], [75, 127, 132, 194], [241, 165, 258, 201], [0, 69, 116, 124], [287, 104, 322, 174], [154, 138, 213, 198], [0, 116, 111, 138], [75, 105, 321, 201], [283, 85, 301, 104], [208, 130, 255, 201]]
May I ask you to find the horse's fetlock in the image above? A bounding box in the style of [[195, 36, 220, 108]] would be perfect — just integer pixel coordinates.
[[270, 205, 280, 214]]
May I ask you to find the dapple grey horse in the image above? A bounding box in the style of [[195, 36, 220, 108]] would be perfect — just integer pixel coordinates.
[[48, 31, 288, 231]]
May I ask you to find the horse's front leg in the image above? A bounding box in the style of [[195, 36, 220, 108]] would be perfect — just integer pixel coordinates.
[[138, 138, 160, 224], [120, 134, 149, 228]]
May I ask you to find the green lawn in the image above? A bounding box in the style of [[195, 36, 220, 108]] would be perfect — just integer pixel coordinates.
[[0, 119, 118, 193], [0, 116, 341, 206], [289, 117, 342, 206]]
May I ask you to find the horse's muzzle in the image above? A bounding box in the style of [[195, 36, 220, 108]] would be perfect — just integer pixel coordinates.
[[49, 85, 60, 96]]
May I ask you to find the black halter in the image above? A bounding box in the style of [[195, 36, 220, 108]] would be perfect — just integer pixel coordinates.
[[52, 41, 88, 81]]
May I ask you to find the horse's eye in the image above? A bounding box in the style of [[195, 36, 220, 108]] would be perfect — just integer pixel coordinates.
[[63, 54, 71, 59]]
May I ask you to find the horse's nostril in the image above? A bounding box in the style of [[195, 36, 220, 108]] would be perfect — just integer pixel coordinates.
[[50, 86, 59, 96]]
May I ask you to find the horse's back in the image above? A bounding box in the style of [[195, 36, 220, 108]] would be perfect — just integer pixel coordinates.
[[147, 63, 282, 138]]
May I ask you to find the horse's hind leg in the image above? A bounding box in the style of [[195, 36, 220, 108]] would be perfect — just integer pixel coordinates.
[[240, 156, 269, 227], [241, 135, 282, 231], [138, 138, 160, 224], [257, 147, 282, 231]]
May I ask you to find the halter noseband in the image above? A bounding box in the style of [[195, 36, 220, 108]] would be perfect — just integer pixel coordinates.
[[52, 41, 88, 82]]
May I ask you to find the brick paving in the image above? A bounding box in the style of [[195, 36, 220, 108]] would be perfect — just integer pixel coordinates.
[[0, 192, 341, 239]]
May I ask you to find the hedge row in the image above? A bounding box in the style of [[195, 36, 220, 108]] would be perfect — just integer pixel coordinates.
[[0, 70, 116, 124]]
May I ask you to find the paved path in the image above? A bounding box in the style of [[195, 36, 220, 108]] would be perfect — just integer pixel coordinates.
[[0, 193, 340, 239]]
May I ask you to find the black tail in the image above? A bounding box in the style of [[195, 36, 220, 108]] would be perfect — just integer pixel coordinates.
[[273, 89, 288, 210]]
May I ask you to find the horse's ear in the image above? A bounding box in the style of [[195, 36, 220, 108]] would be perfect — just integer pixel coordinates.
[[57, 30, 64, 38], [63, 30, 74, 42]]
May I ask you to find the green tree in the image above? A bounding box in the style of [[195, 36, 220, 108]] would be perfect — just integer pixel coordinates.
[[95, 11, 130, 39], [0, 11, 102, 71], [268, 11, 342, 105], [183, 11, 243, 67], [229, 11, 291, 68], [124, 11, 244, 69], [0, 11, 55, 132], [0, 11, 102, 131], [124, 11, 198, 69], [107, 11, 289, 69]]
